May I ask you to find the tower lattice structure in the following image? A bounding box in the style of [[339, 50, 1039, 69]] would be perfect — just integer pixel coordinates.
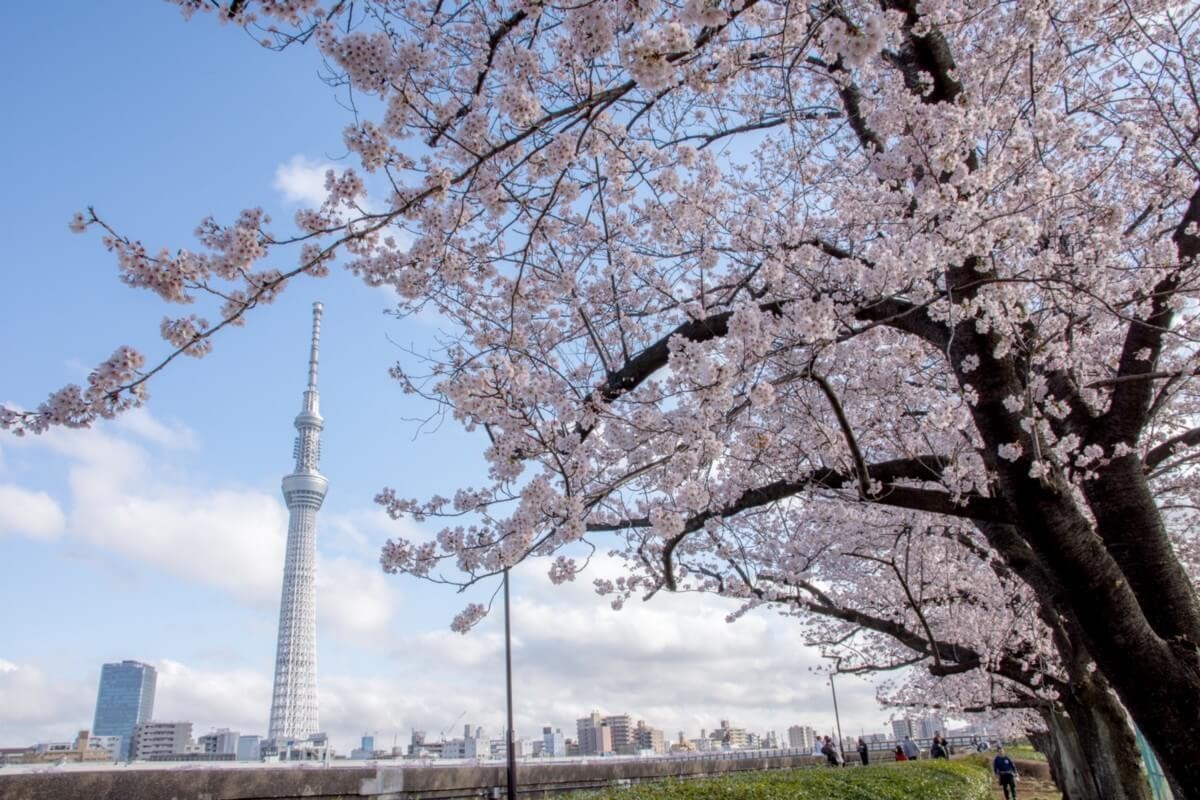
[[268, 302, 328, 742]]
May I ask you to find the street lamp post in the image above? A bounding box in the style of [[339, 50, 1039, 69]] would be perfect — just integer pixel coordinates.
[[503, 568, 517, 799], [827, 659, 846, 765]]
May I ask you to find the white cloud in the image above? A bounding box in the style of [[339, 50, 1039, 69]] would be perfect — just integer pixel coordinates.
[[366, 557, 887, 747], [63, 437, 287, 606], [273, 155, 333, 207], [0, 484, 66, 540], [113, 408, 199, 451], [4, 417, 396, 640], [317, 555, 397, 639], [0, 661, 93, 744], [153, 660, 272, 736]]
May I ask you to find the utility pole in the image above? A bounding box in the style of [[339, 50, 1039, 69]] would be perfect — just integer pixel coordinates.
[[504, 568, 517, 798], [827, 657, 846, 765]]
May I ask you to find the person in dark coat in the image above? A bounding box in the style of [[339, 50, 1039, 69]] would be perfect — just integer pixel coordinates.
[[857, 738, 869, 765], [930, 732, 949, 759], [820, 736, 838, 766], [993, 747, 1018, 799]]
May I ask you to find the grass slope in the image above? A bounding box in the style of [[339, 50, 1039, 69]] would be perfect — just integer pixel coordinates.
[[569, 760, 992, 800]]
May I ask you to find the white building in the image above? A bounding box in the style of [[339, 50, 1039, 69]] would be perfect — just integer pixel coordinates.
[[198, 728, 239, 755], [442, 734, 486, 759], [713, 720, 749, 749], [132, 721, 193, 760], [541, 727, 566, 757], [891, 718, 915, 740], [88, 735, 122, 757], [490, 734, 523, 759]]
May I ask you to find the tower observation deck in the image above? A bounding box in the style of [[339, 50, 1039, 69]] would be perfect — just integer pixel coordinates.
[[268, 302, 328, 742]]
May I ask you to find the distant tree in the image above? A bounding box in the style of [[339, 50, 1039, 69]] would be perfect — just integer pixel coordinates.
[[4, 0, 1199, 790]]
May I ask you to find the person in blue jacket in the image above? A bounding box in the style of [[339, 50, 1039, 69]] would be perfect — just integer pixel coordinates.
[[993, 747, 1018, 799]]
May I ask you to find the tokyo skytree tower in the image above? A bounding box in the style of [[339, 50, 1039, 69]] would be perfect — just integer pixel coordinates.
[[268, 302, 328, 741]]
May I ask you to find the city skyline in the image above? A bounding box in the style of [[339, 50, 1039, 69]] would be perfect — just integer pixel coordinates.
[[20, 666, 974, 763], [0, 3, 888, 754]]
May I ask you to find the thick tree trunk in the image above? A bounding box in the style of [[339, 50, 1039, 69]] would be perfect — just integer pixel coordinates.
[[974, 514, 1199, 794], [1020, 506, 1200, 795], [1056, 676, 1150, 800], [1032, 717, 1092, 800], [973, 463, 1200, 793], [1028, 691, 1147, 800]]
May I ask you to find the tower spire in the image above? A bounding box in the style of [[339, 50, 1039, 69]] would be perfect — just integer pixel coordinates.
[[269, 301, 329, 744], [307, 302, 322, 391]]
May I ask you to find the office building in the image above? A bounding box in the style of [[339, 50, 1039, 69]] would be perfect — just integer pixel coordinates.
[[788, 725, 816, 751], [236, 735, 261, 761], [713, 720, 749, 749], [198, 728, 239, 755], [350, 733, 377, 760], [92, 660, 157, 760], [131, 721, 192, 760], [633, 721, 665, 754], [602, 714, 633, 754], [541, 726, 566, 757], [917, 714, 946, 740], [891, 718, 915, 740], [576, 712, 613, 756]]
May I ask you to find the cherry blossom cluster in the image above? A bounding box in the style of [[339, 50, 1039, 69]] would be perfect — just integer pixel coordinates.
[[2, 347, 145, 435]]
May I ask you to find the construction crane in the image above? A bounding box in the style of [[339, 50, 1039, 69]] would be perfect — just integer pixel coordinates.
[[439, 710, 467, 740]]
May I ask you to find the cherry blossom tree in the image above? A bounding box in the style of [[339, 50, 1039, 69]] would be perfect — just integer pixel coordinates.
[[749, 512, 1150, 798], [4, 0, 1200, 790]]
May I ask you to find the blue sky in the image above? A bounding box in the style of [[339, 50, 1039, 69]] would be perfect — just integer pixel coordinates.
[[0, 3, 886, 752]]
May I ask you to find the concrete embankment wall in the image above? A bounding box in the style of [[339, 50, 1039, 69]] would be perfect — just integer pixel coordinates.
[[0, 752, 823, 800]]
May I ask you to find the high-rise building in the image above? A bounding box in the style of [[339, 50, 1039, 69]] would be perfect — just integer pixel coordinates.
[[542, 727, 566, 757], [603, 714, 633, 754], [92, 660, 157, 760], [576, 712, 613, 756], [916, 714, 946, 740], [713, 720, 749, 749], [198, 728, 239, 755], [891, 718, 915, 740], [441, 726, 485, 759], [268, 303, 329, 743], [787, 725, 816, 751], [131, 721, 192, 760], [633, 720, 665, 753]]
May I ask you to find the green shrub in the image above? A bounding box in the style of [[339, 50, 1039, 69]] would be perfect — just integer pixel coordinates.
[[569, 760, 992, 800]]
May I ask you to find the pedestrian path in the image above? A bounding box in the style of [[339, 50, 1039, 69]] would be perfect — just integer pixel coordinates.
[[991, 776, 1060, 799]]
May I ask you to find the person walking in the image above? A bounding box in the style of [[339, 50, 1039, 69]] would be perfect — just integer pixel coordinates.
[[894, 745, 908, 761], [993, 747, 1019, 799], [821, 736, 838, 767], [902, 735, 919, 760], [930, 732, 949, 759], [857, 737, 869, 765]]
